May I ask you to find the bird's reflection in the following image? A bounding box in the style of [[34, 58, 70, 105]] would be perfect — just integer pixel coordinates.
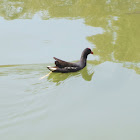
[[47, 66, 94, 86]]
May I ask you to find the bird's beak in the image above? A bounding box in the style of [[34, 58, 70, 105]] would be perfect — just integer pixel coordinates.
[[91, 51, 93, 54]]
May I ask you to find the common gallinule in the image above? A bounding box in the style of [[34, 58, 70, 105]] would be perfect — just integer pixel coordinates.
[[47, 48, 93, 73]]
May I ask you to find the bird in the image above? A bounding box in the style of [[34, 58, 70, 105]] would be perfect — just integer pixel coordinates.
[[47, 48, 93, 73]]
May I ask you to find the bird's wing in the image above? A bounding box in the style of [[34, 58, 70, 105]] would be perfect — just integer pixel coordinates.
[[53, 57, 77, 68]]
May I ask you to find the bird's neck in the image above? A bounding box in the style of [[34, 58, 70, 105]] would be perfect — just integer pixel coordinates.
[[80, 54, 87, 67]]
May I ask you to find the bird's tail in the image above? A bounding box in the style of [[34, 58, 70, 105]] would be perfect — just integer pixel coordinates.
[[47, 66, 57, 72]]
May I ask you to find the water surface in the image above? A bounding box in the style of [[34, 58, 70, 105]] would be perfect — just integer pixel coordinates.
[[0, 0, 140, 140]]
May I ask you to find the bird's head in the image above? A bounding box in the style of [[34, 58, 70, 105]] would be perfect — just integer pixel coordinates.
[[87, 48, 93, 54]]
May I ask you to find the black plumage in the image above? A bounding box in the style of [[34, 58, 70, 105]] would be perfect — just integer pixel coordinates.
[[47, 48, 93, 73]]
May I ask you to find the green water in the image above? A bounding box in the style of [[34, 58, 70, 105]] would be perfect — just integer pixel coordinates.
[[0, 0, 140, 140]]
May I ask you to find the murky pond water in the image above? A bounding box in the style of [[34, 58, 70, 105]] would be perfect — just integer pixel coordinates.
[[0, 0, 140, 140]]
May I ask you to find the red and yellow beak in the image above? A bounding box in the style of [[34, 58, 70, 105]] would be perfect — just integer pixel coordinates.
[[91, 51, 93, 54]]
